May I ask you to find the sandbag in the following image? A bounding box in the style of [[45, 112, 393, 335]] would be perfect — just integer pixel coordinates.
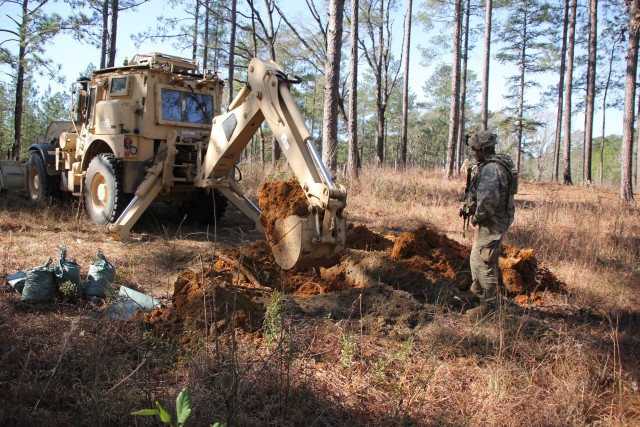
[[55, 247, 83, 301], [85, 250, 116, 299], [21, 258, 56, 303]]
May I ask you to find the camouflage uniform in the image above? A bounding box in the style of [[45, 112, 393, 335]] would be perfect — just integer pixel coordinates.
[[469, 158, 512, 300], [464, 131, 515, 307]]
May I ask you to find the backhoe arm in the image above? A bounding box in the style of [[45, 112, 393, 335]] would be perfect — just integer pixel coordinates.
[[196, 58, 347, 269]]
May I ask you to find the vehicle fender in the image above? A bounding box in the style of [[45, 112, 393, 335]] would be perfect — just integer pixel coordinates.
[[80, 138, 118, 171], [28, 143, 59, 176]]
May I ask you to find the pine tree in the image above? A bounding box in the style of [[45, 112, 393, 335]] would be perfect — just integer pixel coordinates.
[[348, 0, 360, 179], [621, 0, 639, 202], [359, 0, 402, 165], [445, 0, 462, 178], [562, 0, 577, 185], [2, 0, 78, 160], [496, 0, 553, 172]]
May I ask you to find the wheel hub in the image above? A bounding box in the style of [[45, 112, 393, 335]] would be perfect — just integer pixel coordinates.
[[28, 168, 40, 197], [90, 174, 108, 210], [96, 183, 107, 204]]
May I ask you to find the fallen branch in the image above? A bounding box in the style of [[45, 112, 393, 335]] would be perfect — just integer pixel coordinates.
[[216, 253, 273, 292]]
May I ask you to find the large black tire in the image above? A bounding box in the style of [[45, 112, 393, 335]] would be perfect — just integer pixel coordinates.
[[26, 152, 58, 206], [179, 189, 228, 224], [84, 154, 127, 226]]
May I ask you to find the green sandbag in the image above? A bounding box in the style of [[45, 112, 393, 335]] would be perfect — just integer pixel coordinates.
[[85, 250, 116, 299], [21, 258, 56, 303], [55, 247, 83, 300]]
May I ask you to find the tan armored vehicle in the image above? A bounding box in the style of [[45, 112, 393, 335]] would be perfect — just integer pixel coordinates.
[[0, 53, 346, 269]]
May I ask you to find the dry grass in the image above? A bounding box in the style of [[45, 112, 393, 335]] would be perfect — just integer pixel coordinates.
[[1, 164, 639, 426]]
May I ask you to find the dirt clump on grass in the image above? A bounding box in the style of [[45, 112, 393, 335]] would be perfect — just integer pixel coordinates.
[[500, 245, 564, 295]]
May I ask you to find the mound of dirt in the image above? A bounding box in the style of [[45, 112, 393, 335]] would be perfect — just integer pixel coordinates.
[[230, 240, 352, 295], [143, 224, 566, 341], [258, 179, 309, 243], [388, 225, 472, 290], [500, 245, 564, 295], [143, 267, 266, 346], [346, 224, 393, 251]]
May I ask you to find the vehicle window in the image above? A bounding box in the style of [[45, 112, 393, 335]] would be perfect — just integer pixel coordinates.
[[161, 88, 213, 125], [161, 89, 182, 122], [87, 87, 97, 124], [110, 77, 128, 95]]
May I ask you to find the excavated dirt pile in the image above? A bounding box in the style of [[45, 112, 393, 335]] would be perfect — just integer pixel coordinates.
[[143, 182, 565, 340], [149, 227, 564, 342], [143, 261, 267, 345]]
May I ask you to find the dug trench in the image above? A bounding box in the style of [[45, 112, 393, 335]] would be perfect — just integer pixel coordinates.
[[143, 179, 566, 345]]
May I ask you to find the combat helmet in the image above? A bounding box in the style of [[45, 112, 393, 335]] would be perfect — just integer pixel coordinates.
[[466, 130, 497, 150]]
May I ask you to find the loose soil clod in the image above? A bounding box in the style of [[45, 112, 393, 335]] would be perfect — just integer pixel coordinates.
[[500, 245, 564, 295]]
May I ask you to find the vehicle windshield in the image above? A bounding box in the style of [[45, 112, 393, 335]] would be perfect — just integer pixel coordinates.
[[161, 88, 214, 125]]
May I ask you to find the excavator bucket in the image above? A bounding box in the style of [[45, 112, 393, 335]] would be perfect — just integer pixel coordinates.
[[258, 179, 346, 270], [269, 214, 346, 270]]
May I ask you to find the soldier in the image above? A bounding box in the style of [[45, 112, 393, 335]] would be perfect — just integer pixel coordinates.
[[462, 130, 517, 318]]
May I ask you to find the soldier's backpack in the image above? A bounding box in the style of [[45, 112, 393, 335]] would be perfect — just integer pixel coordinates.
[[486, 154, 518, 195], [484, 154, 518, 225]]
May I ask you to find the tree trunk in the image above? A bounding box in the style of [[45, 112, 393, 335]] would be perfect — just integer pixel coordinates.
[[375, 106, 385, 164], [259, 126, 265, 164], [516, 8, 527, 172], [553, 0, 569, 182], [584, 0, 597, 185], [636, 89, 640, 187], [194, 0, 200, 62], [108, 0, 119, 67], [400, 0, 412, 168], [600, 27, 622, 186], [375, 0, 385, 165], [321, 0, 345, 176], [480, 0, 492, 130], [101, 0, 109, 69], [446, 0, 462, 178], [348, 0, 359, 180], [637, 99, 640, 188], [203, 0, 209, 68], [310, 80, 318, 139], [456, 0, 470, 174], [600, 103, 607, 186], [621, 0, 639, 202], [262, 0, 281, 165], [228, 0, 237, 106], [12, 0, 29, 160], [562, 0, 577, 185]]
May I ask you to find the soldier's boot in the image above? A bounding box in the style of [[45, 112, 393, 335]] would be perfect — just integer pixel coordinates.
[[465, 286, 497, 319], [465, 303, 493, 319], [469, 279, 482, 295]]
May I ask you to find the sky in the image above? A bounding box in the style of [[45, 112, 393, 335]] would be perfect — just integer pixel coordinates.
[[0, 0, 625, 137]]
